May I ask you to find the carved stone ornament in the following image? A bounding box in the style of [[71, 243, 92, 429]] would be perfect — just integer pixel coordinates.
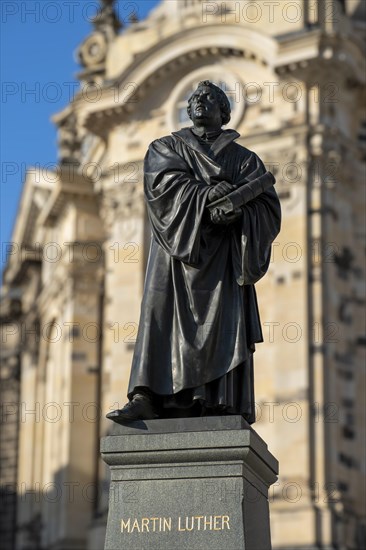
[[77, 0, 122, 70], [57, 112, 81, 167], [101, 178, 144, 229], [78, 32, 109, 68], [92, 0, 122, 36]]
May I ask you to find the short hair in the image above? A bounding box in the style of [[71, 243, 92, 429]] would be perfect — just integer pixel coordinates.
[[187, 80, 231, 126]]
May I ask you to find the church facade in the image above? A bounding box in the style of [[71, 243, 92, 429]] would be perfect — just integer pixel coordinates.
[[1, 1, 365, 548]]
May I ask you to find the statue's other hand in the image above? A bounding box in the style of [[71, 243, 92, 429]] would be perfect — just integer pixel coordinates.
[[210, 207, 242, 225], [207, 181, 236, 203]]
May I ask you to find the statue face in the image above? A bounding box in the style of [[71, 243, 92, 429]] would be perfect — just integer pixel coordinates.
[[189, 86, 222, 127]]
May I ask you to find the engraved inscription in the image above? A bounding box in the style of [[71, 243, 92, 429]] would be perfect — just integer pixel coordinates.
[[121, 515, 231, 533]]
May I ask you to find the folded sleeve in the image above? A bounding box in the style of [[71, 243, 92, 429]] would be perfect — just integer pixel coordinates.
[[144, 138, 211, 265]]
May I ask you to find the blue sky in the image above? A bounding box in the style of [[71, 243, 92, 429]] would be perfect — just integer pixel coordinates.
[[1, 0, 160, 273]]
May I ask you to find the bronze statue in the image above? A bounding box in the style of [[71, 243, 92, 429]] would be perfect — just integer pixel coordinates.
[[107, 81, 281, 423]]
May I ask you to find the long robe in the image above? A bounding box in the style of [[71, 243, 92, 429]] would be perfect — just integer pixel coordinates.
[[127, 127, 281, 420]]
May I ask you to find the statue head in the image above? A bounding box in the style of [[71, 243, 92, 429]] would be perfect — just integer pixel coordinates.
[[187, 80, 231, 127]]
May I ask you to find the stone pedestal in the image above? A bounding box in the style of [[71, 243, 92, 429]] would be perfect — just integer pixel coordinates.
[[101, 416, 278, 550]]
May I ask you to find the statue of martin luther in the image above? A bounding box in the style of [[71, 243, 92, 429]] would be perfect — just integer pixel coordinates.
[[107, 80, 281, 424]]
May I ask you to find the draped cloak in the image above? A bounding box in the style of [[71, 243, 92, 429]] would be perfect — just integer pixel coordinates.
[[127, 127, 281, 419]]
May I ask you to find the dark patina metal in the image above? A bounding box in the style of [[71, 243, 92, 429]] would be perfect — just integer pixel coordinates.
[[107, 81, 281, 423]]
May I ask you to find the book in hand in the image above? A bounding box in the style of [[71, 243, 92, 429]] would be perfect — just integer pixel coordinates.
[[206, 171, 276, 214]]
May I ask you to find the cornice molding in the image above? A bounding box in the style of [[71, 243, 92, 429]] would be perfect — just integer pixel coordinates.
[[84, 46, 267, 136], [82, 24, 277, 136], [276, 30, 366, 86]]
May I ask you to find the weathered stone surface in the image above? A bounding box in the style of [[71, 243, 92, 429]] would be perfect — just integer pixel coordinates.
[[101, 416, 278, 550]]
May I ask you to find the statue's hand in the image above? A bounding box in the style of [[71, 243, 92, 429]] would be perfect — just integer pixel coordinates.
[[208, 181, 236, 203], [210, 207, 242, 225]]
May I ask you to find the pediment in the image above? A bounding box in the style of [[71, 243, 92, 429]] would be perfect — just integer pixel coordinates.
[[11, 170, 53, 249], [4, 170, 53, 284]]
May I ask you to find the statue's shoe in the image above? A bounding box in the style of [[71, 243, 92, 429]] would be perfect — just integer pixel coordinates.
[[106, 394, 158, 422]]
